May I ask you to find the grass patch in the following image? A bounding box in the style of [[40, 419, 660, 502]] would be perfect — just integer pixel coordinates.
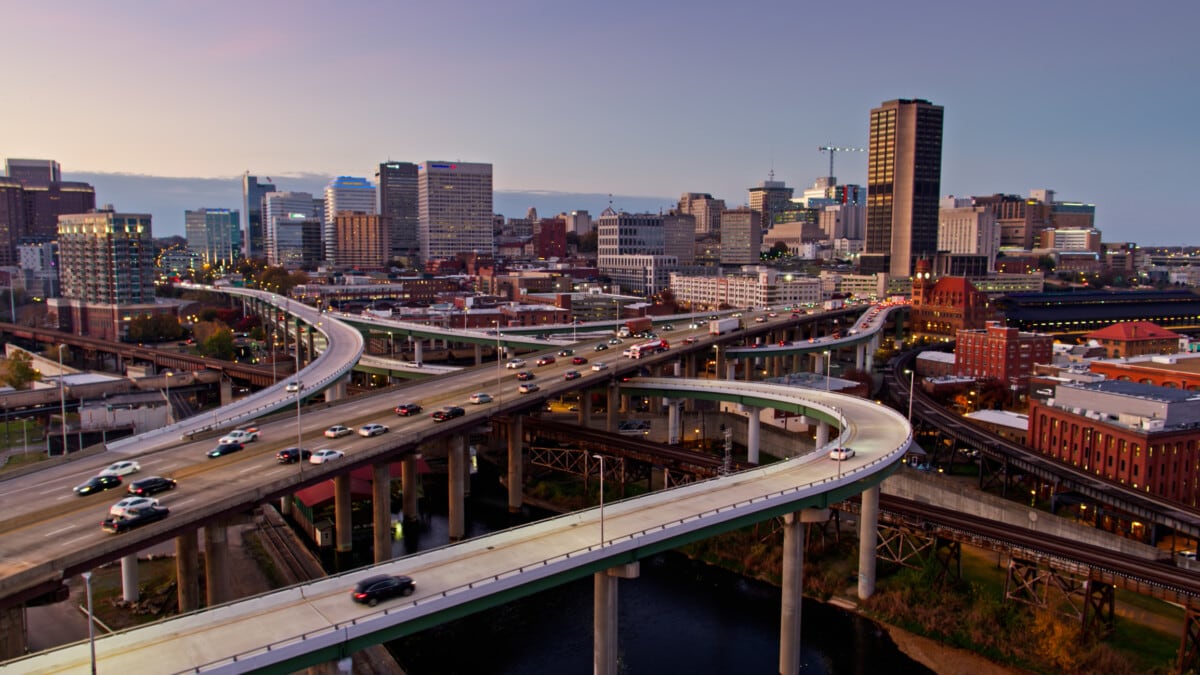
[[88, 558, 180, 630], [0, 451, 50, 473]]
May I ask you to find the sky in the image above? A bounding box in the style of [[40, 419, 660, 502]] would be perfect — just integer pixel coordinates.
[[2, 1, 1197, 244]]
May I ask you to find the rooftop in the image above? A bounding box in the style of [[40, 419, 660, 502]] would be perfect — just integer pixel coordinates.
[[1064, 379, 1200, 404]]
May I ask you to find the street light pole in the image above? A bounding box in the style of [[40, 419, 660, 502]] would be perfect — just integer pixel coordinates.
[[163, 371, 173, 425], [57, 345, 67, 456], [593, 453, 605, 546], [824, 350, 831, 391], [906, 369, 915, 423], [295, 337, 303, 476], [82, 571, 96, 674]]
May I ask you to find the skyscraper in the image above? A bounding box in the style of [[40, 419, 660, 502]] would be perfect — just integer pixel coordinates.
[[376, 161, 419, 263], [185, 208, 240, 268], [863, 98, 944, 278], [241, 174, 276, 260], [333, 213, 387, 270], [417, 161, 493, 262], [678, 193, 725, 236], [719, 207, 762, 265], [748, 177, 793, 230], [262, 192, 321, 268], [323, 177, 376, 264]]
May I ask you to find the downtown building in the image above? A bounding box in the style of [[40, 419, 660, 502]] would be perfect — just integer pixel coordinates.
[[241, 174, 276, 259], [670, 267, 822, 311], [748, 177, 793, 230], [0, 158, 96, 266], [719, 207, 762, 265], [862, 99, 944, 278], [417, 161, 494, 263], [263, 192, 323, 269], [333, 212, 388, 270], [324, 176, 376, 264], [184, 208, 240, 268], [954, 320, 1052, 386], [596, 208, 677, 296], [376, 161, 419, 263], [938, 197, 1000, 270], [49, 210, 161, 340], [678, 193, 725, 236]]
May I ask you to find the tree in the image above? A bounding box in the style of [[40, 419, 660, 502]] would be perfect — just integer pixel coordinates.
[[200, 328, 235, 360], [0, 351, 41, 390], [577, 230, 598, 253]]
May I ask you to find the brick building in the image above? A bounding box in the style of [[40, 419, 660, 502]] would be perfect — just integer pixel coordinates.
[[1028, 380, 1200, 508], [955, 321, 1052, 385], [1083, 321, 1182, 359], [909, 260, 999, 341]]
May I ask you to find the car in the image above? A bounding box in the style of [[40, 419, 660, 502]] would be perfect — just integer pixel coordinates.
[[571, 356, 588, 365], [102, 504, 170, 534], [310, 449, 345, 464], [516, 371, 535, 381], [518, 382, 540, 394], [208, 442, 244, 458], [505, 358, 526, 369], [608, 338, 623, 345], [285, 381, 301, 393], [324, 425, 352, 438], [99, 461, 140, 477], [563, 370, 582, 380], [394, 403, 422, 416], [557, 349, 574, 357], [684, 336, 697, 344], [468, 392, 493, 404], [358, 423, 390, 437], [754, 316, 767, 323], [276, 447, 311, 463], [594, 343, 609, 351], [351, 574, 415, 607], [110, 496, 159, 518], [591, 362, 609, 371], [218, 428, 260, 445], [127, 476, 176, 496], [432, 406, 465, 422], [768, 312, 778, 318], [535, 356, 556, 366], [660, 324, 674, 331], [74, 475, 122, 496], [688, 322, 701, 329], [828, 447, 856, 461]]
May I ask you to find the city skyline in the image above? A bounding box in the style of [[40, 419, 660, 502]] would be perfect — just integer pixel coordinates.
[[3, 1, 1197, 245]]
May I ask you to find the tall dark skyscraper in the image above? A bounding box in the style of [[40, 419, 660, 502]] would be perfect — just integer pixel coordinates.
[[376, 161, 419, 263], [862, 98, 943, 278], [0, 158, 95, 266], [242, 173, 276, 260]]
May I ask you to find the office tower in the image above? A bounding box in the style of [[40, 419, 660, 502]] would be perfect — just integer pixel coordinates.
[[596, 209, 678, 295], [333, 212, 388, 270], [678, 193, 725, 236], [5, 159, 61, 184], [938, 198, 999, 268], [1, 158, 96, 265], [185, 208, 240, 268], [561, 210, 592, 236], [748, 177, 793, 230], [417, 161, 493, 262], [263, 192, 321, 268], [324, 176, 376, 264], [0, 179, 21, 266], [863, 98, 944, 277], [719, 207, 762, 265], [533, 218, 567, 259], [663, 212, 696, 265], [972, 193, 1053, 250], [17, 241, 59, 299], [376, 161, 419, 263], [241, 174, 276, 259]]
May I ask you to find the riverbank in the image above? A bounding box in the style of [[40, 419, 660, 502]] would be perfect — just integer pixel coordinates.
[[881, 623, 1022, 675]]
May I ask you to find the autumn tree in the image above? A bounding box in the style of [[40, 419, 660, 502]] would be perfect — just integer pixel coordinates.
[[0, 351, 41, 390]]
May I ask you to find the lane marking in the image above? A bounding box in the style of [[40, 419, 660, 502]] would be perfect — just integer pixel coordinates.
[[44, 525, 76, 537]]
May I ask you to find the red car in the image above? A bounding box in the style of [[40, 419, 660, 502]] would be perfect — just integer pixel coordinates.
[[394, 403, 422, 416], [571, 356, 588, 365]]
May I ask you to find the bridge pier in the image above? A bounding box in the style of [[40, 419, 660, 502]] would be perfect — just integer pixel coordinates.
[[474, 343, 482, 366], [666, 398, 682, 444], [508, 416, 524, 513], [857, 485, 880, 599], [726, 361, 736, 381], [856, 343, 865, 370], [594, 562, 640, 675], [606, 384, 618, 433], [121, 553, 139, 602], [402, 453, 420, 524], [578, 390, 592, 427], [448, 435, 466, 541], [324, 376, 347, 403], [779, 510, 828, 675], [413, 339, 423, 366], [815, 420, 830, 449], [335, 474, 352, 555], [204, 519, 232, 606], [741, 405, 761, 464], [176, 530, 200, 612], [373, 462, 392, 564], [219, 377, 233, 406]]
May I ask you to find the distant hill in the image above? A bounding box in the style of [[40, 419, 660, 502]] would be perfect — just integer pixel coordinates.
[[66, 171, 675, 238]]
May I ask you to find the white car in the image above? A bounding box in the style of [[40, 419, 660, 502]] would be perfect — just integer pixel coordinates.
[[324, 425, 352, 438], [109, 496, 158, 518], [505, 358, 526, 369], [591, 362, 609, 371], [469, 392, 493, 404], [218, 428, 260, 445], [828, 447, 856, 461], [310, 449, 345, 464], [358, 423, 389, 437], [285, 381, 301, 393], [518, 382, 540, 394], [99, 461, 140, 477]]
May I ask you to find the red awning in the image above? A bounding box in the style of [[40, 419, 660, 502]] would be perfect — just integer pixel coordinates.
[[294, 457, 430, 507]]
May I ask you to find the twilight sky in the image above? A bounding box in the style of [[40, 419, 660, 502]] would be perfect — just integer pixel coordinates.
[[2, 1, 1196, 244]]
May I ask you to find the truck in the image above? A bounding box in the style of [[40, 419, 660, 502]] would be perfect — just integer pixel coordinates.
[[617, 317, 653, 338], [628, 339, 669, 358], [709, 317, 741, 336], [823, 298, 845, 311]]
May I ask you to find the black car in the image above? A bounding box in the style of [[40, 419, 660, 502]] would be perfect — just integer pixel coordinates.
[[74, 475, 122, 496], [276, 447, 312, 463], [516, 371, 535, 381], [432, 406, 465, 422], [351, 574, 415, 607], [127, 476, 177, 496], [394, 402, 423, 416], [207, 442, 244, 458], [557, 349, 574, 357], [101, 505, 170, 534]]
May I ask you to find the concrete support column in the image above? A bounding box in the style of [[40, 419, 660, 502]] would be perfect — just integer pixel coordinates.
[[745, 405, 761, 464], [685, 354, 697, 378], [858, 485, 880, 599], [507, 416, 524, 513], [666, 398, 681, 444], [772, 356, 782, 378], [726, 362, 737, 381], [744, 357, 753, 381], [219, 377, 233, 406], [402, 454, 419, 524], [448, 436, 466, 541], [176, 531, 199, 612], [307, 326, 315, 363], [578, 390, 592, 427], [334, 474, 352, 553], [474, 343, 483, 366], [121, 553, 139, 603], [324, 376, 347, 403], [650, 466, 667, 491], [0, 604, 26, 661], [856, 343, 865, 370], [716, 349, 726, 379], [372, 462, 392, 564], [813, 353, 825, 375], [815, 420, 830, 448], [865, 337, 877, 371], [413, 339, 423, 366], [779, 512, 804, 675], [606, 385, 618, 433], [594, 563, 640, 675], [279, 494, 293, 516], [792, 353, 801, 373], [203, 520, 231, 606], [673, 361, 682, 377], [619, 394, 630, 414]]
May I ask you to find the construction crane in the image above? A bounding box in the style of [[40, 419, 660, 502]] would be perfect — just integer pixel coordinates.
[[818, 145, 864, 179]]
